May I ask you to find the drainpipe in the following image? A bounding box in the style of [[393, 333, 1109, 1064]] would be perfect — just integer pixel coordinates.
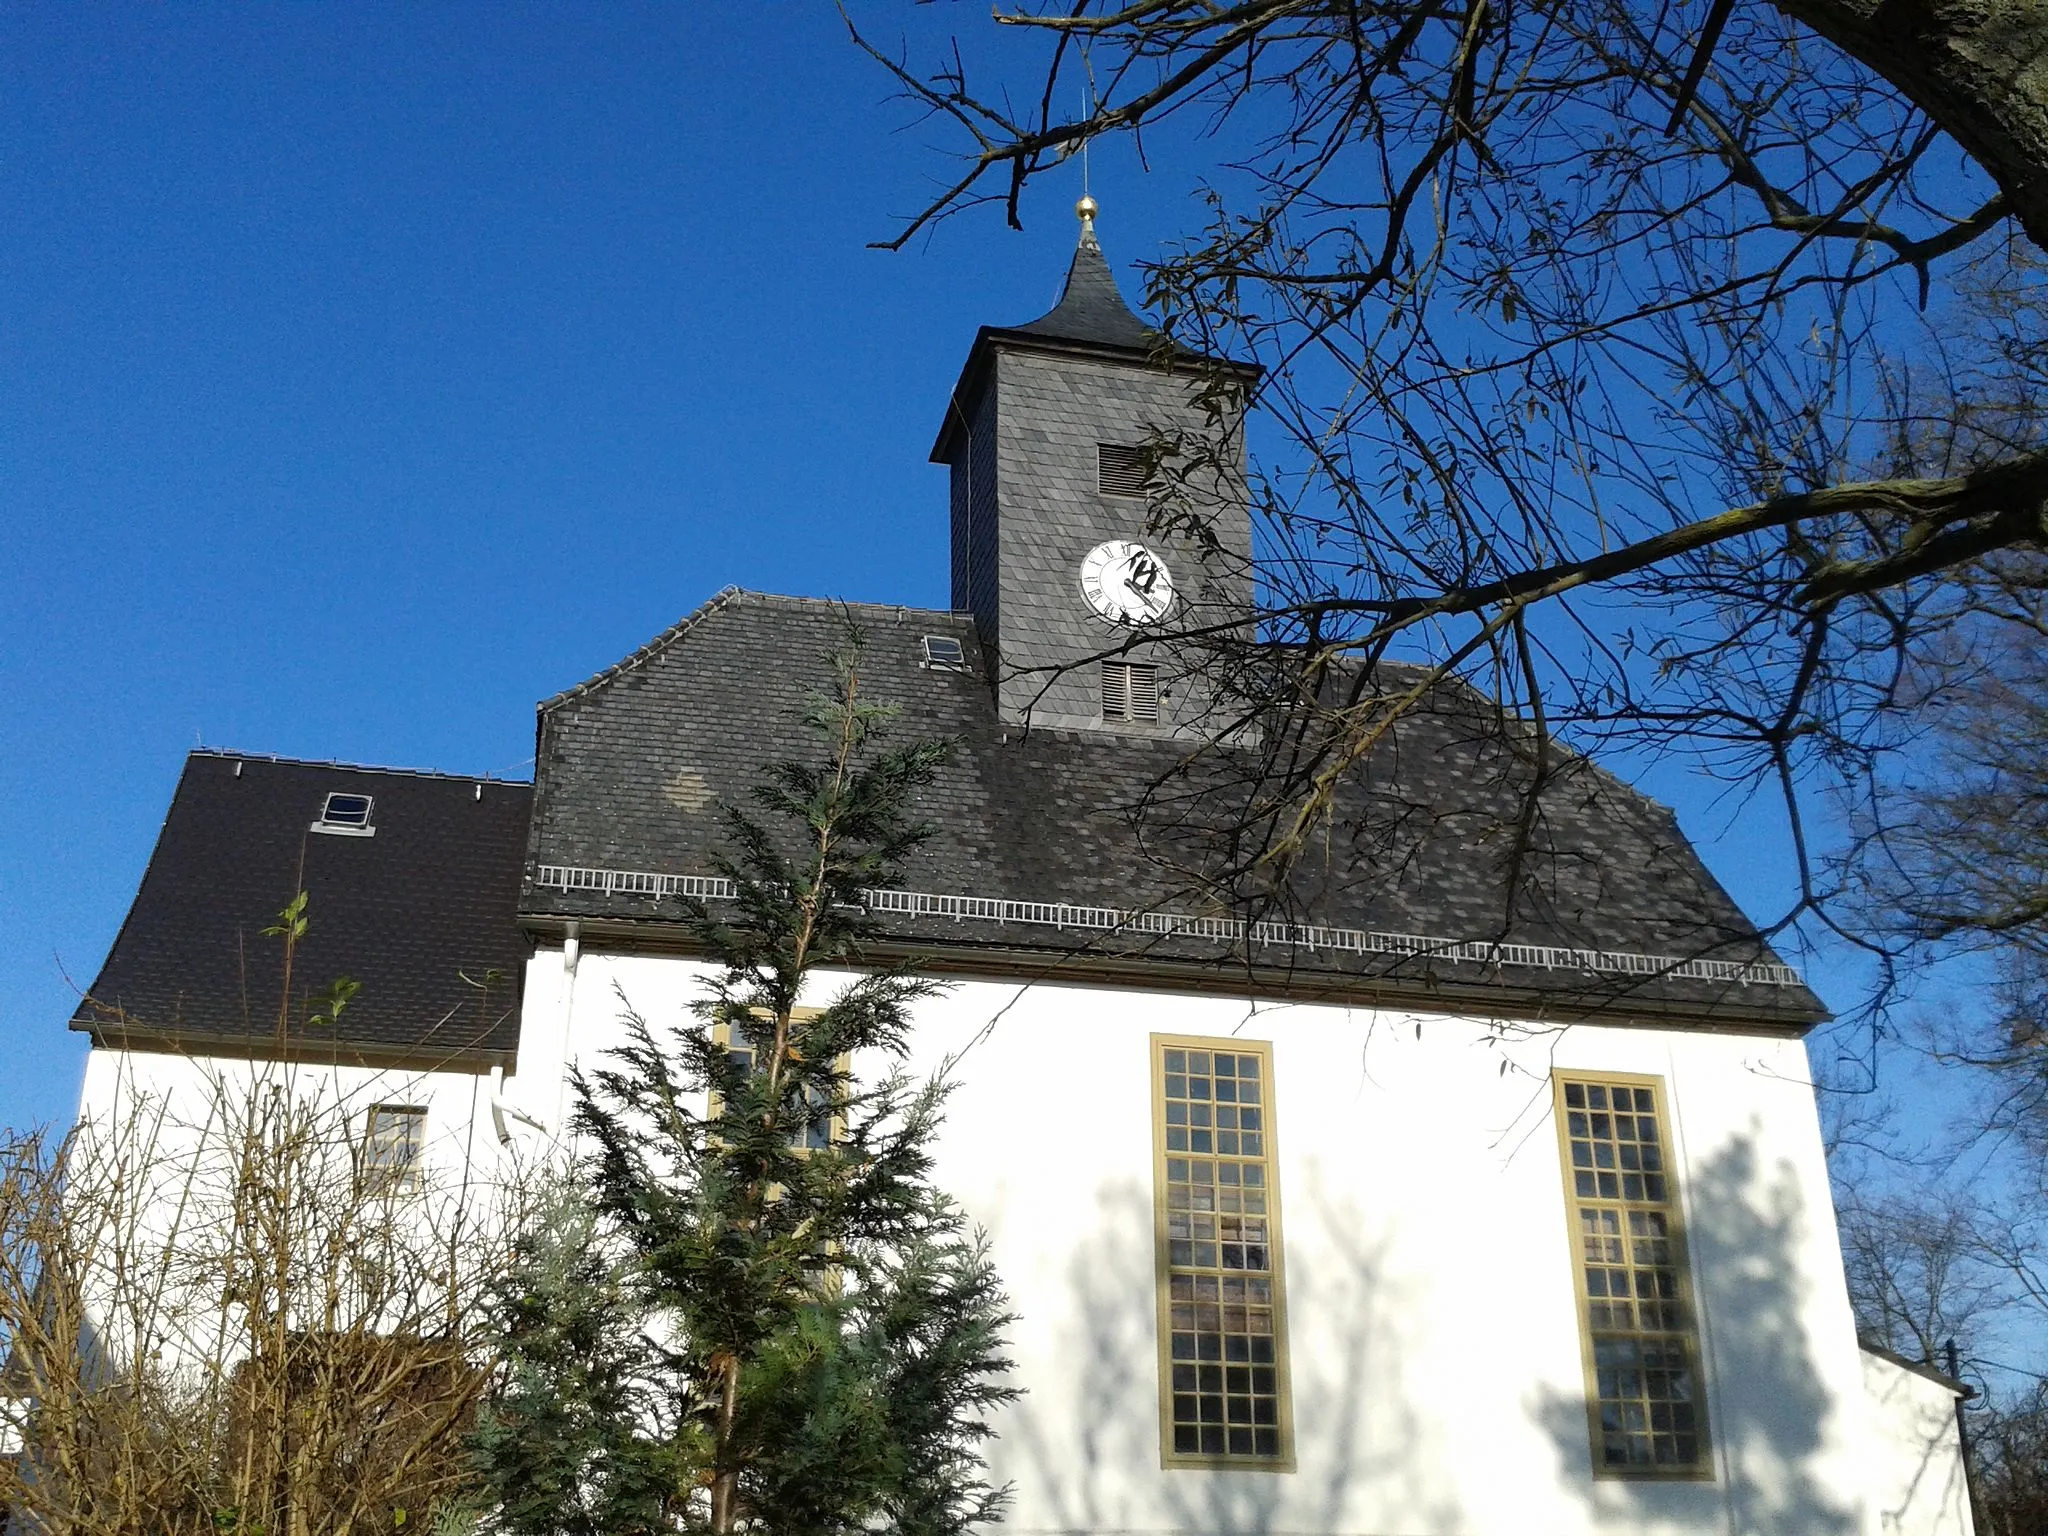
[[552, 920, 583, 1138], [487, 1063, 550, 1145], [1946, 1339, 1987, 1536]]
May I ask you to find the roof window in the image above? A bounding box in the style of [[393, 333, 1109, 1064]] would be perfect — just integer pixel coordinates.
[[1102, 660, 1160, 723], [920, 635, 970, 672], [1098, 443, 1149, 498], [312, 792, 376, 837]]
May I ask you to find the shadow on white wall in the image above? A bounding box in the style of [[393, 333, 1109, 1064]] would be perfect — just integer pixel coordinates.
[[997, 1177, 1467, 1536], [1532, 1124, 1861, 1536]]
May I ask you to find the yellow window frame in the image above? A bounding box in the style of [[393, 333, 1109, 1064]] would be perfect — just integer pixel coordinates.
[[358, 1103, 427, 1194], [710, 1007, 848, 1154], [1551, 1069, 1715, 1481], [1150, 1032, 1296, 1472]]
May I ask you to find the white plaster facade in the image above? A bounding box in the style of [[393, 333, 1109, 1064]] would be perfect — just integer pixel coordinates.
[[53, 219, 1975, 1536], [69, 938, 1980, 1536], [90, 939, 1916, 1536], [75, 1045, 523, 1201], [1860, 1351, 1976, 1536]]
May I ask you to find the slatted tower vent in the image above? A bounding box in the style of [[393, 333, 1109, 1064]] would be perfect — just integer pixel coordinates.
[[1102, 660, 1160, 722], [1098, 443, 1149, 498]]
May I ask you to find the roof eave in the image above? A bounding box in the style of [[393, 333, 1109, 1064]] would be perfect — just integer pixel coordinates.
[[1859, 1340, 1974, 1398], [77, 1018, 518, 1074], [514, 907, 1827, 1034]]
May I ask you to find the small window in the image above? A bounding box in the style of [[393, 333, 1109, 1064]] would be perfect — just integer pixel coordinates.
[[360, 1105, 425, 1191], [920, 635, 969, 672], [1098, 443, 1149, 498], [1102, 661, 1161, 723], [712, 1011, 844, 1154], [312, 792, 376, 837]]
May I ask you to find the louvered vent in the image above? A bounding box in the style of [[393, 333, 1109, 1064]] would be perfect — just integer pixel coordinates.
[[1098, 443, 1149, 498], [1101, 661, 1161, 723]]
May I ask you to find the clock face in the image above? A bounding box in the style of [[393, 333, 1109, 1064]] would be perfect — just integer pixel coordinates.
[[1080, 540, 1176, 626]]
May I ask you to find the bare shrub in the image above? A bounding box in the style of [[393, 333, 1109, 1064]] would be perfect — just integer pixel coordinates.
[[0, 1063, 532, 1536]]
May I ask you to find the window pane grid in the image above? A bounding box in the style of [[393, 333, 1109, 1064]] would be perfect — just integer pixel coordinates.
[[719, 1017, 836, 1151], [1157, 1042, 1288, 1464], [1559, 1076, 1709, 1474], [361, 1105, 424, 1190]]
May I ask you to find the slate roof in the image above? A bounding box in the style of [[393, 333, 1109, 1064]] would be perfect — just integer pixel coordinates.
[[75, 753, 532, 1066], [932, 232, 1261, 462], [1011, 236, 1158, 351], [523, 590, 1826, 1029]]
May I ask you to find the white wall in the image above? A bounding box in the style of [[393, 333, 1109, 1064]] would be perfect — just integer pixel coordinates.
[[76, 1045, 516, 1194], [510, 945, 1895, 1536], [70, 1045, 537, 1374], [1860, 1352, 1975, 1536]]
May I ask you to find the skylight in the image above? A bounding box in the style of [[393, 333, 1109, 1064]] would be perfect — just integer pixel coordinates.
[[312, 792, 376, 837], [920, 635, 969, 672]]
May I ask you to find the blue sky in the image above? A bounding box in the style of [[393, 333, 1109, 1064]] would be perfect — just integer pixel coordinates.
[[0, 4, 1919, 1133]]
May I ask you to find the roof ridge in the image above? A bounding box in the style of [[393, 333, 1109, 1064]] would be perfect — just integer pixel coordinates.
[[541, 588, 967, 712], [541, 585, 750, 710], [189, 749, 532, 785], [740, 591, 960, 621]]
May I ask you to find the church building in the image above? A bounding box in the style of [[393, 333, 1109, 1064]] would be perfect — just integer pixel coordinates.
[[68, 207, 1974, 1536]]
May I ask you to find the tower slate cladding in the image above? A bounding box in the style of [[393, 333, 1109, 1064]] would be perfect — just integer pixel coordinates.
[[931, 202, 1261, 734]]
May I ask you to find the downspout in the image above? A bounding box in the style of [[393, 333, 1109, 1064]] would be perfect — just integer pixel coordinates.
[[552, 920, 582, 1137], [488, 1063, 550, 1146], [1946, 1338, 1987, 1536]]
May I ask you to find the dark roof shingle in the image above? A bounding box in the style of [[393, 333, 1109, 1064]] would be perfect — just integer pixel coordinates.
[[1011, 238, 1158, 351], [75, 753, 532, 1065], [522, 592, 1824, 1028], [931, 235, 1261, 463]]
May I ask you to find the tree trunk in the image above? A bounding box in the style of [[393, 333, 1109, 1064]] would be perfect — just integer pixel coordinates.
[[1776, 0, 2048, 253]]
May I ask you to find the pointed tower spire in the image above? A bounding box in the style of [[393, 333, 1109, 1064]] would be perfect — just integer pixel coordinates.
[[931, 195, 1260, 469], [1008, 197, 1155, 352]]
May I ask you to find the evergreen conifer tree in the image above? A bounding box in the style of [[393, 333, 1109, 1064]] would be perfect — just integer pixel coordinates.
[[474, 631, 1018, 1536]]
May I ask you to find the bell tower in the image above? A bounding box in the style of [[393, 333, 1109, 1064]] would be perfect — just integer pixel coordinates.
[[931, 201, 1259, 734]]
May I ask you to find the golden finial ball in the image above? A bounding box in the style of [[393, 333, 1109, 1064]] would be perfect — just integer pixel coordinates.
[[1076, 194, 1099, 221]]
